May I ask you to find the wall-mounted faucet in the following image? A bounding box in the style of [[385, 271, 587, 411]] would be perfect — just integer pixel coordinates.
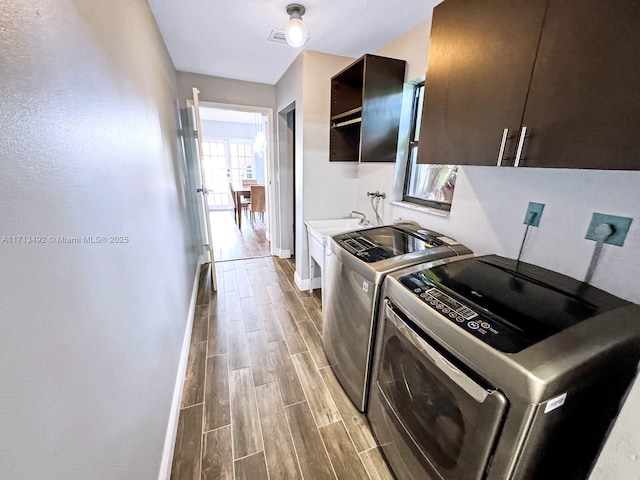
[[349, 210, 370, 226], [367, 191, 386, 199]]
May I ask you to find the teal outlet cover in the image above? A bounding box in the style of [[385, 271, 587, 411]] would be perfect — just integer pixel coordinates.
[[524, 202, 545, 227], [585, 213, 633, 246]]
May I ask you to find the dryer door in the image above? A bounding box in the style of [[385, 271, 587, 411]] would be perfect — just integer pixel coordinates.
[[374, 300, 508, 480]]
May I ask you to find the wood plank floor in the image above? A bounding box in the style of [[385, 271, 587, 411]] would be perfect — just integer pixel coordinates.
[[209, 210, 270, 261], [170, 258, 394, 480]]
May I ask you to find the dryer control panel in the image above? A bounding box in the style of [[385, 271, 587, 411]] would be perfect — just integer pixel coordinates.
[[399, 274, 532, 353]]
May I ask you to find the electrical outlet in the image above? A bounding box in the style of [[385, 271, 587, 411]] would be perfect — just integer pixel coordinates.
[[524, 202, 545, 227], [585, 213, 633, 246]]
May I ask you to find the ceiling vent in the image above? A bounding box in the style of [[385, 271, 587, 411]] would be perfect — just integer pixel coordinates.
[[267, 29, 288, 44]]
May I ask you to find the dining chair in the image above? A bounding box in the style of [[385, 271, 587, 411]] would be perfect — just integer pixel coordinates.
[[249, 185, 265, 226], [229, 182, 250, 224]]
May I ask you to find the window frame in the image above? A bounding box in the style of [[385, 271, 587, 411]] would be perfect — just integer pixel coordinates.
[[201, 137, 255, 209], [401, 82, 454, 212]]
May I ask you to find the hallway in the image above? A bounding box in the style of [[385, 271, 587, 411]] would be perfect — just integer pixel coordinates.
[[170, 257, 393, 480]]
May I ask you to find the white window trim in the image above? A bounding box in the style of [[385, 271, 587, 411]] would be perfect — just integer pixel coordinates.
[[390, 200, 451, 217], [394, 76, 456, 213]]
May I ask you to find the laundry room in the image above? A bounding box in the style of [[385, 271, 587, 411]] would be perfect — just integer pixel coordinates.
[[3, 1, 640, 480]]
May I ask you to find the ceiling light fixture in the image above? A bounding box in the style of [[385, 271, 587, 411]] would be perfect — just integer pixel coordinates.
[[284, 4, 308, 48]]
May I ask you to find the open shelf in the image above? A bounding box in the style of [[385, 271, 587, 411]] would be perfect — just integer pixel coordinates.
[[332, 117, 362, 128], [330, 121, 361, 162], [331, 106, 363, 122], [329, 54, 406, 163]]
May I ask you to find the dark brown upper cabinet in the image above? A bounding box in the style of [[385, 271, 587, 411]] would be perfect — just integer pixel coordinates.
[[330, 54, 406, 162], [418, 0, 546, 167], [418, 0, 640, 170]]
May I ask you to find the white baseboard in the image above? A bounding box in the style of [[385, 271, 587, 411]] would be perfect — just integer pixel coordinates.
[[294, 271, 307, 291], [158, 257, 204, 480], [294, 273, 322, 292], [278, 249, 292, 259]]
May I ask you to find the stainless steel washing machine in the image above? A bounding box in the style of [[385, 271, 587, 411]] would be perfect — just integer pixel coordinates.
[[321, 225, 472, 412], [368, 254, 640, 480]]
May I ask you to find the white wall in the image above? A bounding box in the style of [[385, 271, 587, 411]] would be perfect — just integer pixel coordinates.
[[0, 1, 199, 479], [388, 167, 640, 302], [275, 53, 305, 258], [355, 20, 431, 221], [176, 71, 276, 109], [591, 378, 640, 479], [299, 51, 359, 281], [378, 19, 433, 81], [201, 119, 257, 139], [351, 16, 640, 478], [275, 50, 357, 284]]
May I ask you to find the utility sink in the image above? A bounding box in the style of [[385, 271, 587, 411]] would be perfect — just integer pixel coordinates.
[[305, 218, 367, 240], [305, 218, 370, 292]]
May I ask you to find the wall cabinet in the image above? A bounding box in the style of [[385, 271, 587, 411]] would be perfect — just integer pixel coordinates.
[[418, 0, 640, 170], [330, 54, 406, 162]]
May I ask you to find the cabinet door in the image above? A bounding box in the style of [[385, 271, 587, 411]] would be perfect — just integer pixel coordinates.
[[418, 0, 547, 166], [360, 56, 406, 163], [518, 0, 640, 170]]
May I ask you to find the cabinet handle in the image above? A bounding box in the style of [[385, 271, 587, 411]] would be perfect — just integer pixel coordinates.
[[496, 128, 510, 166], [514, 126, 529, 167]]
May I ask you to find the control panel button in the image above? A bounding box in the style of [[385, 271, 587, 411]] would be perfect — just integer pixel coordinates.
[[480, 322, 491, 330], [457, 307, 478, 320], [414, 288, 421, 293], [442, 307, 450, 313], [467, 321, 479, 330]]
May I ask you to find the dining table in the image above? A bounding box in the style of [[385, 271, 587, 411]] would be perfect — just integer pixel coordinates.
[[230, 183, 251, 229]]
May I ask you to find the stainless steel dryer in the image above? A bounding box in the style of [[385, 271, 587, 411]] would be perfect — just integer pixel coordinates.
[[368, 255, 640, 480], [321, 225, 472, 412]]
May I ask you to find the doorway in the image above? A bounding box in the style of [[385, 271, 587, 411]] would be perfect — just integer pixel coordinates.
[[276, 103, 296, 259], [196, 103, 274, 261]]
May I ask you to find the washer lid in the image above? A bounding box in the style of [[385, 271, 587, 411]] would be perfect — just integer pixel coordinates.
[[335, 226, 447, 263], [403, 255, 629, 351]]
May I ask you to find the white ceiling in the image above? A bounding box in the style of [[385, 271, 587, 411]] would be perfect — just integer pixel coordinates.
[[147, 0, 441, 85]]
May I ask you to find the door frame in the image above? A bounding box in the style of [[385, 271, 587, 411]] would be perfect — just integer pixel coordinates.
[[187, 100, 278, 257], [277, 102, 296, 259]]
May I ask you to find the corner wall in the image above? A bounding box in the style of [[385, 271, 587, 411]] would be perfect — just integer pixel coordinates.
[[0, 1, 198, 479], [275, 53, 304, 259], [275, 51, 357, 284], [298, 51, 359, 283], [355, 20, 432, 228]]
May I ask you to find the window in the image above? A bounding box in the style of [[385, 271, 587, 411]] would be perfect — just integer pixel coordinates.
[[403, 82, 458, 211], [201, 139, 254, 209]]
